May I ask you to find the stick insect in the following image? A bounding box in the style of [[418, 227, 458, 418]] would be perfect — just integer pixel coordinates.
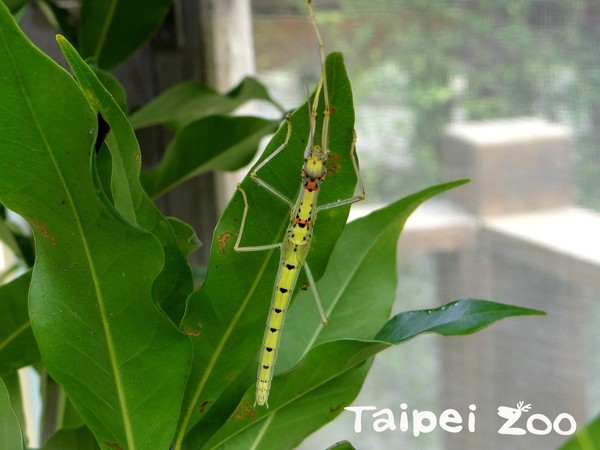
[[234, 0, 365, 407]]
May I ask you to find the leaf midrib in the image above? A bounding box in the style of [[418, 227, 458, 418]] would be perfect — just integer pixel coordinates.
[[175, 216, 288, 448], [0, 28, 135, 449]]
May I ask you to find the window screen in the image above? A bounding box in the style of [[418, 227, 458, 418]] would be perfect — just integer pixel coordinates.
[[252, 1, 600, 448]]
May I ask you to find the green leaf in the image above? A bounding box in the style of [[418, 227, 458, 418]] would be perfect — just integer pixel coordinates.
[[92, 67, 127, 112], [142, 115, 278, 199], [0, 372, 25, 441], [0, 6, 191, 449], [167, 216, 202, 258], [375, 299, 545, 341], [278, 180, 472, 373], [176, 52, 359, 448], [0, 271, 39, 376], [42, 426, 100, 450], [203, 359, 373, 450], [57, 34, 195, 322], [129, 77, 284, 131], [0, 378, 23, 450], [37, 0, 78, 44], [2, 0, 26, 14], [200, 181, 543, 448], [559, 412, 600, 450], [197, 180, 468, 446], [206, 299, 541, 448], [78, 0, 172, 69], [326, 441, 356, 450]]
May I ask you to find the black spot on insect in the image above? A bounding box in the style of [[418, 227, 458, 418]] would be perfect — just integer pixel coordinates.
[[263, 365, 269, 369], [274, 308, 282, 314], [270, 327, 277, 333], [285, 263, 295, 270], [279, 287, 288, 294], [266, 347, 273, 352]]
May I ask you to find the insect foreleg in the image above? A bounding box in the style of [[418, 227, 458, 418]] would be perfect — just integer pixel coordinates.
[[234, 185, 283, 253], [250, 114, 294, 205]]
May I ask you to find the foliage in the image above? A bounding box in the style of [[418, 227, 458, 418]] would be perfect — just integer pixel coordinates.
[[560, 411, 600, 450], [0, 2, 543, 449]]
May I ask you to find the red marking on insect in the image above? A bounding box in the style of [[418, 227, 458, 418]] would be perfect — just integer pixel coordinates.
[[304, 178, 320, 192], [184, 328, 201, 337], [294, 218, 311, 228], [31, 218, 56, 246], [217, 232, 233, 254]]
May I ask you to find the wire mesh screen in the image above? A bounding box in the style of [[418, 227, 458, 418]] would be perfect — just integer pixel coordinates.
[[252, 1, 600, 448]]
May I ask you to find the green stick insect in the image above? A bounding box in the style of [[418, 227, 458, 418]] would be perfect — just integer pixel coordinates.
[[234, 0, 365, 407]]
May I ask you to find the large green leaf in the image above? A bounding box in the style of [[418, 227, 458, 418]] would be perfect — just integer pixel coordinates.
[[129, 77, 283, 131], [142, 115, 278, 199], [0, 271, 39, 376], [198, 180, 544, 449], [205, 300, 542, 449], [560, 412, 600, 450], [78, 0, 172, 69], [57, 34, 195, 323], [0, 6, 191, 449], [374, 298, 544, 340], [175, 52, 359, 449], [0, 378, 22, 450], [42, 426, 100, 450], [198, 180, 459, 446], [277, 180, 472, 374]]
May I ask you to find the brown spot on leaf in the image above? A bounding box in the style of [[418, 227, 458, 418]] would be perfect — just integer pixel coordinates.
[[31, 218, 56, 246], [199, 400, 211, 413], [217, 232, 233, 253], [330, 403, 344, 413], [231, 399, 256, 420]]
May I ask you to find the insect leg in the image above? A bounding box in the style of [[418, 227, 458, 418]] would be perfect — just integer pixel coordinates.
[[303, 262, 328, 325], [317, 130, 366, 211], [234, 185, 283, 253]]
